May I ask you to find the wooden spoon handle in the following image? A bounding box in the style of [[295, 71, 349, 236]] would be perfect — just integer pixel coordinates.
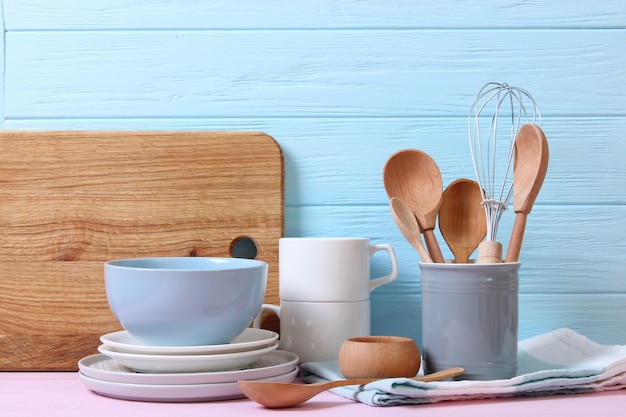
[[505, 212, 528, 263], [411, 234, 434, 263], [323, 366, 465, 389], [423, 229, 445, 263]]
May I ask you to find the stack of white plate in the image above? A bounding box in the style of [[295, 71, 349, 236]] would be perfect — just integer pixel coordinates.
[[78, 328, 298, 402]]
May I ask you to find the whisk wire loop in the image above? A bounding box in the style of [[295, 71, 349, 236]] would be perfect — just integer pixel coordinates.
[[468, 82, 541, 243]]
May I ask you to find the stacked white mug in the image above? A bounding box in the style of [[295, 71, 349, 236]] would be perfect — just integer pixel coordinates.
[[256, 237, 398, 364]]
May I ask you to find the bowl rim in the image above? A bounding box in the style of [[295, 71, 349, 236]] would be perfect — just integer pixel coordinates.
[[104, 256, 267, 272], [344, 335, 415, 344]]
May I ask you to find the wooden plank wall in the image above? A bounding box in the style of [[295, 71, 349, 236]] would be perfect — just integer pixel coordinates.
[[1, 1, 625, 345]]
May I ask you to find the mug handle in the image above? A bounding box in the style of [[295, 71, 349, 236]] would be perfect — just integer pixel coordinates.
[[368, 243, 399, 292], [252, 303, 280, 328]]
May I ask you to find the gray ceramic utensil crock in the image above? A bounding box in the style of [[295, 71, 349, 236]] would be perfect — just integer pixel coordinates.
[[420, 261, 521, 380]]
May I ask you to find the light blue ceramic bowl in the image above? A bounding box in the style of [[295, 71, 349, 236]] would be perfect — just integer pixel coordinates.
[[104, 257, 268, 346]]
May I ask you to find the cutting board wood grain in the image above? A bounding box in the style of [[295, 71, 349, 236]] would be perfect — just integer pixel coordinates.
[[0, 130, 283, 370]]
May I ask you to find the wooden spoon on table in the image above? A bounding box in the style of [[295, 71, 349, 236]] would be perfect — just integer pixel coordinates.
[[383, 149, 445, 263], [505, 124, 549, 263], [439, 178, 487, 263], [390, 197, 433, 263], [237, 367, 464, 409]]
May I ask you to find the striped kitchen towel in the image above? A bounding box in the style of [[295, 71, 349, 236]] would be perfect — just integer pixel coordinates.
[[299, 328, 626, 406]]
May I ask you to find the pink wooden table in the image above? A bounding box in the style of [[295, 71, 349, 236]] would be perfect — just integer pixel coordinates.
[[2, 372, 624, 416]]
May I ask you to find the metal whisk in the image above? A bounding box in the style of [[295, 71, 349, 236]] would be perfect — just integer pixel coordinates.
[[468, 82, 541, 263]]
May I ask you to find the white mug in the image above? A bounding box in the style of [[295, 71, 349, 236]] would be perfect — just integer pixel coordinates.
[[279, 237, 399, 302], [255, 300, 370, 363]]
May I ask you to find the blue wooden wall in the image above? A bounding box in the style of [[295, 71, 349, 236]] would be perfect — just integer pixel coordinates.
[[2, 1, 625, 344]]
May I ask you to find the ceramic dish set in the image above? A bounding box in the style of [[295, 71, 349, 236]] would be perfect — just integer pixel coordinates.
[[78, 327, 299, 402], [77, 257, 294, 401]]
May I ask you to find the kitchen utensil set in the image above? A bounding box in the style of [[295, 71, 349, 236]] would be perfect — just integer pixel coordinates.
[[385, 83, 548, 263]]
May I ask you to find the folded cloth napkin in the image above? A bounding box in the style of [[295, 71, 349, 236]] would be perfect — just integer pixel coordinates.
[[300, 328, 626, 406]]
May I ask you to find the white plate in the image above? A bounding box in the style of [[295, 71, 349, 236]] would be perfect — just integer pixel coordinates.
[[79, 350, 299, 385], [100, 328, 278, 356], [78, 367, 298, 402], [98, 341, 279, 373]]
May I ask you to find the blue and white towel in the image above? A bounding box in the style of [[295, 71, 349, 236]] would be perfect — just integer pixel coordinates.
[[300, 328, 626, 406]]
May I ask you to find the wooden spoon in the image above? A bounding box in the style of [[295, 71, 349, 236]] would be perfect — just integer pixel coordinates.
[[383, 149, 445, 263], [238, 367, 464, 409], [504, 124, 549, 263], [439, 178, 487, 263], [390, 197, 433, 262]]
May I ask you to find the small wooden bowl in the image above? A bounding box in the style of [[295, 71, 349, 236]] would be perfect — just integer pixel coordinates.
[[338, 336, 421, 379]]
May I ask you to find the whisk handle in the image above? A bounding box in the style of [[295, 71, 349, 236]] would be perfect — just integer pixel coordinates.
[[477, 241, 503, 263], [423, 229, 445, 263], [505, 212, 528, 263]]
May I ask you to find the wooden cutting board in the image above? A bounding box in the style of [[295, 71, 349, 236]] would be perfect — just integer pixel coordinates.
[[0, 130, 283, 370]]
